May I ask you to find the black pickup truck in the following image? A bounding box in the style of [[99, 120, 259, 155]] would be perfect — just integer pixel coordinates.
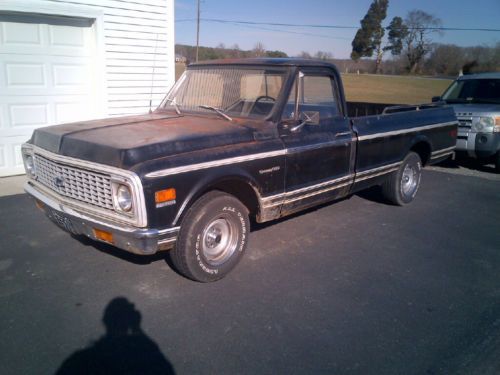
[[22, 58, 457, 282]]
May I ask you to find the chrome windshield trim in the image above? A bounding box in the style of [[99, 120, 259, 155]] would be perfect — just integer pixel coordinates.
[[145, 149, 287, 178], [27, 145, 148, 228], [358, 121, 458, 141]]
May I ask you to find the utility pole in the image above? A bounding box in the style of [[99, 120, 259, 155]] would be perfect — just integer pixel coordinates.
[[196, 0, 200, 62]]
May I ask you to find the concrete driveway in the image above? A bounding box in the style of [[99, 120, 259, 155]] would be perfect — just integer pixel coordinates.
[[0, 167, 499, 375]]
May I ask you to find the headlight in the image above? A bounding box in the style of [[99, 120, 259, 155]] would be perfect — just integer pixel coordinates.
[[23, 153, 35, 177], [116, 184, 133, 212], [472, 117, 494, 132]]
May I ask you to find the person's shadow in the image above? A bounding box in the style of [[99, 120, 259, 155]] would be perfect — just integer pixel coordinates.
[[56, 297, 175, 375]]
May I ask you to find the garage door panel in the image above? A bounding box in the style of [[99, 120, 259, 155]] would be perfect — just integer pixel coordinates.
[[0, 136, 30, 176], [53, 63, 91, 87], [49, 25, 86, 47], [55, 99, 93, 124], [0, 24, 93, 57], [5, 63, 46, 87], [1, 22, 42, 46], [0, 94, 93, 134], [2, 61, 92, 96], [9, 103, 50, 128]]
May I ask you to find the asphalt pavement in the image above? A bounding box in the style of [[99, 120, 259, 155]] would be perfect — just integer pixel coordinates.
[[0, 167, 499, 375]]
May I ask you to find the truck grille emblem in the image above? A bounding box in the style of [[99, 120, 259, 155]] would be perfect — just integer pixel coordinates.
[[54, 176, 65, 188]]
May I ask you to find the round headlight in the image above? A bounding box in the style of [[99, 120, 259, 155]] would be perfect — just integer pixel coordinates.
[[116, 184, 133, 212], [24, 155, 35, 176]]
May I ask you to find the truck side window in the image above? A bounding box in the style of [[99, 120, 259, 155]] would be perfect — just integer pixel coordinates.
[[301, 75, 340, 120]]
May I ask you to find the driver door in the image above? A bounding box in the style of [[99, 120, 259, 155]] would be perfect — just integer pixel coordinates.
[[279, 68, 354, 215]]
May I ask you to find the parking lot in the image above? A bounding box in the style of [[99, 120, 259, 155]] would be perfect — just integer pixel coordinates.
[[0, 165, 499, 375]]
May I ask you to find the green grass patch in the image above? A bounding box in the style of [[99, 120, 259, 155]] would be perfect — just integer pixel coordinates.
[[341, 74, 452, 105]]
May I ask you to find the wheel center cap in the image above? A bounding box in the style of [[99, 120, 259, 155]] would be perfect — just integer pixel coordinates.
[[206, 231, 222, 248]]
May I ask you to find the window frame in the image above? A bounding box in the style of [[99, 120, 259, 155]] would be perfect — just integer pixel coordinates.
[[282, 67, 344, 123]]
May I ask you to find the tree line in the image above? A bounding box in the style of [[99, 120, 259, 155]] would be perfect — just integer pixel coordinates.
[[175, 43, 288, 63], [350, 0, 499, 75]]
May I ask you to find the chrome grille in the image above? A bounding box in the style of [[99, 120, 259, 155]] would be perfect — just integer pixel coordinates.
[[457, 116, 472, 136], [33, 154, 114, 210]]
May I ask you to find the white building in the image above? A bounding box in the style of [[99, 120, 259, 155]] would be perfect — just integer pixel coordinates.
[[0, 0, 175, 176]]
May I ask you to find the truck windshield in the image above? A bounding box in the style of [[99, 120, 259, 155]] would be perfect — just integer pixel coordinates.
[[160, 67, 288, 119], [442, 78, 500, 104]]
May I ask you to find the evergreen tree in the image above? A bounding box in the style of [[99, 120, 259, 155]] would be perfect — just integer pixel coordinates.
[[384, 17, 408, 56], [351, 0, 389, 73]]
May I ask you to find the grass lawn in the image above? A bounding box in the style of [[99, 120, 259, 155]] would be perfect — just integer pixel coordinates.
[[174, 63, 452, 106], [341, 73, 452, 105]]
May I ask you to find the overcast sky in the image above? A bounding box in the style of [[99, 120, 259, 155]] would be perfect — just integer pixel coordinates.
[[175, 0, 500, 59]]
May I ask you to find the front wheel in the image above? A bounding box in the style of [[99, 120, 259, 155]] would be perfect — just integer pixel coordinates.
[[170, 191, 250, 282], [381, 152, 422, 206]]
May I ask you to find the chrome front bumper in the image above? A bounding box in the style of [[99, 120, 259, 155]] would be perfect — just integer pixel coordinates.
[[25, 182, 179, 255]]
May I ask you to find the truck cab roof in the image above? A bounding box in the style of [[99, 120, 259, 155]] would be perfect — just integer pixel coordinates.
[[457, 72, 500, 80], [190, 57, 339, 70]]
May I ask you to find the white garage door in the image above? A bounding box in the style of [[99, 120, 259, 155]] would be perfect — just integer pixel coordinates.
[[0, 16, 99, 177]]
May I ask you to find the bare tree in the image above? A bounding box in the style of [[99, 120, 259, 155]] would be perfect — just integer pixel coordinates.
[[315, 51, 333, 60], [403, 10, 442, 73], [252, 42, 266, 57], [298, 51, 312, 59]]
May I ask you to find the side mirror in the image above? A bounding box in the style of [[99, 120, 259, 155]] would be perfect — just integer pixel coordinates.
[[290, 111, 320, 132], [431, 96, 441, 103]]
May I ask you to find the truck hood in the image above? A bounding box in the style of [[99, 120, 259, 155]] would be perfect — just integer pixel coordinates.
[[448, 103, 500, 116], [31, 112, 261, 169]]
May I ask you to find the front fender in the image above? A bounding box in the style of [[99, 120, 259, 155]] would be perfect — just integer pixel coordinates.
[[172, 167, 262, 226]]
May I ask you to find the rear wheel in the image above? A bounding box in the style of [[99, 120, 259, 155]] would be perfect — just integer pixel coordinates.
[[381, 152, 422, 205], [170, 191, 249, 282]]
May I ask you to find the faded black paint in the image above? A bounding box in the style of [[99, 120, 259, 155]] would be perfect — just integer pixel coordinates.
[[27, 58, 458, 238]]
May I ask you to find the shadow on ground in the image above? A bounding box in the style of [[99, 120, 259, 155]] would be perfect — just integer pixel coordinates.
[[437, 155, 497, 174], [73, 235, 167, 265], [55, 297, 175, 375]]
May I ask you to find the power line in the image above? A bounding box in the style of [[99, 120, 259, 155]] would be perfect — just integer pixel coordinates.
[[176, 18, 500, 33], [175, 18, 351, 40], [213, 21, 351, 40]]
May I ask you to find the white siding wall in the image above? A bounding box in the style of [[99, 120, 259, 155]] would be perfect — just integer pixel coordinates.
[[5, 0, 175, 117]]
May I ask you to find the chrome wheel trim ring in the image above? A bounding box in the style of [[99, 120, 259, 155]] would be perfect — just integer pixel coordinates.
[[201, 215, 238, 266], [401, 164, 418, 196]]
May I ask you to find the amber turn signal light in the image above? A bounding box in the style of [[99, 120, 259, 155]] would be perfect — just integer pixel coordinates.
[[35, 199, 44, 210], [155, 188, 176, 203], [93, 228, 114, 244]]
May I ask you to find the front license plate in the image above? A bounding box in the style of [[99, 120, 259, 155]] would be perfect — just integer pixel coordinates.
[[47, 208, 75, 234]]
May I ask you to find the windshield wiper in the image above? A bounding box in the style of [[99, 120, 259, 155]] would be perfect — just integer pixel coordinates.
[[199, 105, 232, 121], [164, 98, 182, 115]]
